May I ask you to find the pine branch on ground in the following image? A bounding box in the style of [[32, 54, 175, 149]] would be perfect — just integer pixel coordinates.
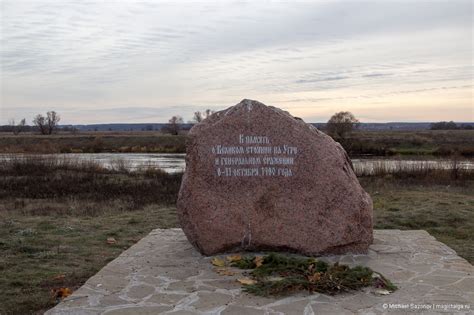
[[227, 252, 397, 296]]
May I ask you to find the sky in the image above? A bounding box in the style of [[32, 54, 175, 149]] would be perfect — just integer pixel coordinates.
[[0, 0, 473, 124]]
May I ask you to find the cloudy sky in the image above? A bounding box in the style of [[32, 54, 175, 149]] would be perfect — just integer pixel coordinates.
[[0, 0, 472, 124]]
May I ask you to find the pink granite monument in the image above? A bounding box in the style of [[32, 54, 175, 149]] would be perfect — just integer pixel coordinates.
[[177, 99, 373, 256]]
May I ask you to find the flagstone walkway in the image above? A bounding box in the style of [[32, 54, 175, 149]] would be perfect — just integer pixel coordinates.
[[46, 229, 473, 315]]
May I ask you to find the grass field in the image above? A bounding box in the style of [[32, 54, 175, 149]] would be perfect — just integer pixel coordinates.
[[343, 129, 474, 156], [0, 158, 181, 314], [0, 131, 187, 154], [0, 158, 473, 314], [361, 178, 474, 264], [1, 129, 473, 156], [0, 207, 177, 314]]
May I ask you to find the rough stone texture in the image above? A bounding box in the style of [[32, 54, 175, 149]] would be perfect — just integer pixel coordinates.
[[47, 229, 474, 315], [177, 99, 373, 256]]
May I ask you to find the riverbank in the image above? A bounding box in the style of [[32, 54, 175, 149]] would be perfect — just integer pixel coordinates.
[[0, 158, 473, 314], [2, 153, 473, 180], [1, 129, 473, 156], [343, 129, 474, 157], [0, 131, 187, 154]]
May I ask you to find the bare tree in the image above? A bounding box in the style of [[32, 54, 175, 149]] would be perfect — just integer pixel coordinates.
[[192, 109, 214, 123], [192, 111, 203, 123], [203, 109, 213, 119], [33, 111, 60, 135], [163, 115, 184, 135], [46, 111, 60, 134], [326, 111, 359, 140], [33, 114, 47, 135]]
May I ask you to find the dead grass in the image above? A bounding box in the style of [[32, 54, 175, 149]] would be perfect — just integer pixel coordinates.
[[362, 178, 474, 264], [0, 157, 182, 314], [353, 157, 474, 182], [0, 157, 472, 314], [0, 132, 186, 154], [0, 206, 178, 314], [0, 156, 181, 213], [2, 129, 474, 156], [343, 129, 474, 157]]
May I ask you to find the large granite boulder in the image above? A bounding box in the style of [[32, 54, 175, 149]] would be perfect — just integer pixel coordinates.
[[177, 99, 373, 256]]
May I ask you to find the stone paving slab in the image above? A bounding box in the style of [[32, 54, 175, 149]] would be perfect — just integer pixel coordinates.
[[46, 229, 473, 315]]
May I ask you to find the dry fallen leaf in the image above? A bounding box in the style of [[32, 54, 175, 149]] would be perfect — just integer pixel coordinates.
[[215, 268, 236, 276], [237, 278, 257, 285], [53, 287, 72, 300], [61, 287, 72, 298], [106, 237, 116, 244], [211, 257, 226, 267], [254, 256, 264, 268], [226, 254, 242, 262], [307, 272, 321, 283]]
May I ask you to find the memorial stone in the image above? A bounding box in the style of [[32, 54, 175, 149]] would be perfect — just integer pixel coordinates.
[[177, 99, 373, 255]]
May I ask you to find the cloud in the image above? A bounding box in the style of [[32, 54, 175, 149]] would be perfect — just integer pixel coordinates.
[[361, 73, 394, 78], [1, 0, 472, 123], [295, 76, 350, 84]]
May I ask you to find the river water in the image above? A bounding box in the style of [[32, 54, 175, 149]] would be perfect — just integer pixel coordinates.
[[1, 153, 473, 174]]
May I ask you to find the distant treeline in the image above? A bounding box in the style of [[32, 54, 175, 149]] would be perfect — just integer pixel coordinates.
[[0, 125, 80, 134], [0, 124, 194, 133], [0, 125, 36, 133], [430, 121, 473, 130], [2, 122, 474, 133], [66, 122, 472, 132]]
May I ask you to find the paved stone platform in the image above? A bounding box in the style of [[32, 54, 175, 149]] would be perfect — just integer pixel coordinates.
[[46, 229, 473, 315]]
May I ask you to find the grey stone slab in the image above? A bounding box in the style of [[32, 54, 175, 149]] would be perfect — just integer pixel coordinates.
[[189, 292, 233, 311], [271, 299, 313, 314], [220, 305, 265, 315], [146, 293, 185, 305], [102, 306, 173, 315], [46, 229, 474, 315]]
